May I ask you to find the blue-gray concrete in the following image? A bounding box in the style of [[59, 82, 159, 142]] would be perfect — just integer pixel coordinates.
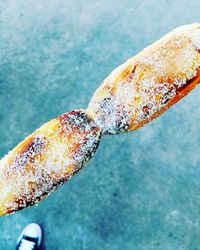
[[0, 1, 200, 249]]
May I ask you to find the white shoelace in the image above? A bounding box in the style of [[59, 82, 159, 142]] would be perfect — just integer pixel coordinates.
[[19, 238, 36, 250]]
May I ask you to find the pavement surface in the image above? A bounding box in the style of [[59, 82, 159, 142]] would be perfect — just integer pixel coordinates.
[[0, 1, 200, 249]]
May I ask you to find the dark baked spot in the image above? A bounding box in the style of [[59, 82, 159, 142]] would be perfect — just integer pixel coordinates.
[[60, 109, 100, 133], [128, 64, 137, 81], [16, 135, 47, 168], [193, 45, 200, 54], [142, 105, 150, 116]]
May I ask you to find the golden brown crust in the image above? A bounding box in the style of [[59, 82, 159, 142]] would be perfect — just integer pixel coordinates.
[[0, 110, 101, 215], [87, 23, 200, 134], [1, 23, 200, 215]]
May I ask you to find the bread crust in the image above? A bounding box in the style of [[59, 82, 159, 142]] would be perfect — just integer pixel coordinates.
[[88, 23, 200, 134], [0, 110, 101, 215], [1, 24, 200, 215]]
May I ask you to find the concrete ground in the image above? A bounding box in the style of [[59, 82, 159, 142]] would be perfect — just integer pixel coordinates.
[[0, 0, 200, 249]]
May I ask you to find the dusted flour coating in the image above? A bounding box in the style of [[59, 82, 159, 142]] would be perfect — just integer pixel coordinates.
[[88, 24, 200, 134], [0, 110, 101, 215], [0, 23, 200, 215]]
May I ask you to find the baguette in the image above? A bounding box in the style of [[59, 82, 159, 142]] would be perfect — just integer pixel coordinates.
[[88, 23, 200, 134], [0, 110, 101, 215], [0, 23, 200, 215]]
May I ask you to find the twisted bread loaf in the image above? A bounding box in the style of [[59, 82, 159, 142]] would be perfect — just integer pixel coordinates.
[[0, 23, 200, 215]]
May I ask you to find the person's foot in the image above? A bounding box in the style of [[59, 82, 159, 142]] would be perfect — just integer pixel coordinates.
[[16, 223, 42, 250]]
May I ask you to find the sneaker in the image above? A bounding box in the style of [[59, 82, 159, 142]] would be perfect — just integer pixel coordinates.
[[16, 223, 42, 250]]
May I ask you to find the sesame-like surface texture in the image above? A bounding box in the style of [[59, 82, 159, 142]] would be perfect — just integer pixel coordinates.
[[0, 110, 101, 215], [88, 24, 200, 134]]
